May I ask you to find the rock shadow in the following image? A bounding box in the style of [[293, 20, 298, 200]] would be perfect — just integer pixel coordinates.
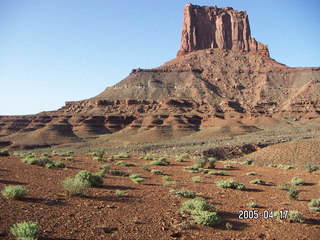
[[0, 179, 27, 185]]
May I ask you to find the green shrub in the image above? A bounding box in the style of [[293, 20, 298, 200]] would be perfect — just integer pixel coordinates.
[[66, 156, 75, 162], [308, 198, 320, 211], [288, 211, 305, 223], [130, 174, 142, 179], [192, 176, 201, 183], [62, 177, 89, 196], [207, 157, 217, 169], [0, 149, 9, 156], [116, 161, 128, 166], [194, 157, 207, 168], [246, 172, 257, 175], [93, 157, 105, 162], [116, 153, 129, 158], [52, 161, 66, 168], [176, 157, 184, 162], [269, 164, 278, 168], [11, 221, 40, 240], [163, 181, 177, 186], [172, 189, 196, 198], [142, 156, 153, 160], [291, 177, 305, 186], [107, 156, 115, 162], [192, 210, 222, 226], [250, 179, 265, 185], [277, 183, 292, 190], [241, 158, 254, 165], [1, 185, 29, 199], [74, 170, 103, 187], [216, 179, 246, 190], [162, 176, 170, 181], [304, 163, 319, 173], [180, 197, 215, 213], [93, 149, 105, 158], [247, 202, 258, 208], [209, 171, 229, 176], [131, 177, 145, 184], [95, 165, 109, 177], [151, 158, 170, 166], [109, 170, 129, 176], [141, 164, 149, 171], [224, 165, 234, 169], [151, 169, 164, 175], [288, 187, 299, 200], [115, 190, 125, 195], [181, 154, 190, 159], [280, 165, 295, 170]]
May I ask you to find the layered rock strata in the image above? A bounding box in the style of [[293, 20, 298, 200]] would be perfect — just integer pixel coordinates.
[[177, 4, 269, 57]]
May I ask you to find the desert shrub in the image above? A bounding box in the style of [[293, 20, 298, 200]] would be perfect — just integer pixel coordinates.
[[130, 174, 142, 179], [180, 197, 222, 226], [181, 154, 190, 159], [162, 176, 170, 181], [224, 164, 234, 169], [11, 221, 40, 240], [52, 161, 66, 168], [142, 156, 154, 160], [216, 179, 246, 190], [241, 158, 254, 165], [109, 170, 129, 176], [250, 179, 265, 185], [116, 153, 129, 158], [115, 190, 125, 195], [291, 177, 305, 186], [192, 176, 201, 183], [163, 181, 177, 186], [131, 177, 145, 184], [66, 156, 75, 162], [151, 169, 164, 175], [277, 183, 292, 190], [288, 211, 305, 223], [95, 165, 109, 177], [209, 171, 229, 176], [0, 149, 9, 156], [246, 172, 257, 175], [141, 164, 149, 171], [193, 157, 207, 168], [1, 185, 29, 199], [180, 197, 215, 213], [304, 163, 319, 173], [74, 170, 103, 187], [172, 189, 196, 198], [176, 157, 184, 162], [247, 202, 258, 208], [151, 158, 170, 166], [62, 177, 89, 196], [116, 161, 128, 166], [288, 187, 299, 200], [192, 210, 222, 226], [22, 156, 53, 167], [107, 156, 115, 162], [308, 198, 320, 211], [268, 164, 278, 168], [207, 157, 217, 169], [280, 165, 295, 170], [93, 149, 105, 158], [93, 157, 105, 162]]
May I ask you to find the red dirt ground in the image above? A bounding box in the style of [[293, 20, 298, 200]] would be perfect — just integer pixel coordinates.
[[0, 154, 319, 240]]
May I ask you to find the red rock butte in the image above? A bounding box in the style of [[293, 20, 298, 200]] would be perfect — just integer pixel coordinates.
[[177, 4, 269, 57]]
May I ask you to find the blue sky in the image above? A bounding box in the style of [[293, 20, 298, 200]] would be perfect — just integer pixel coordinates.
[[0, 0, 319, 115]]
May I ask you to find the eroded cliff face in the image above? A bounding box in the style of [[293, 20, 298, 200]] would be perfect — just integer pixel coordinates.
[[177, 4, 269, 57]]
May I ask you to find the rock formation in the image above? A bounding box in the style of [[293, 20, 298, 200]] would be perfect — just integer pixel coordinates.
[[177, 4, 269, 57], [0, 4, 319, 151]]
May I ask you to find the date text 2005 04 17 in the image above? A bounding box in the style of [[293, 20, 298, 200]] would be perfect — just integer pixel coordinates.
[[238, 210, 289, 219]]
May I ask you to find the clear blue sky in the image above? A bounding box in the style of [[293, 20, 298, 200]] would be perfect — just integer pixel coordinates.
[[1, 0, 319, 115]]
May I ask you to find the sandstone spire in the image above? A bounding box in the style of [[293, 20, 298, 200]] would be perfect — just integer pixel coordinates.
[[177, 4, 269, 57]]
